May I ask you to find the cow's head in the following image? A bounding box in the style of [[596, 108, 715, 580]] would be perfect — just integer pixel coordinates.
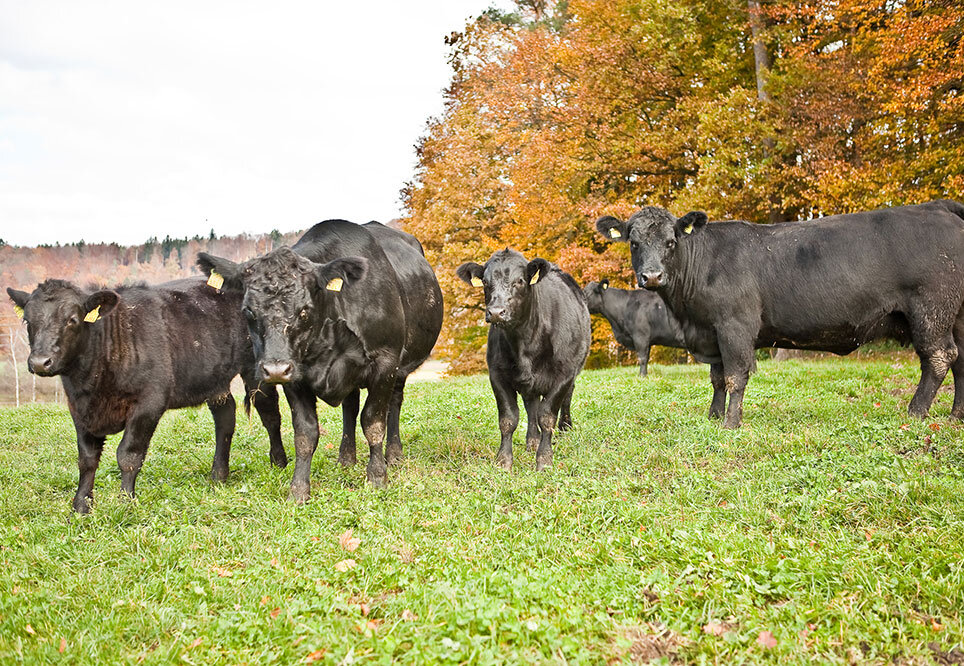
[[6, 281, 119, 376], [582, 279, 610, 314], [456, 249, 549, 329], [197, 248, 368, 384], [596, 207, 707, 291]]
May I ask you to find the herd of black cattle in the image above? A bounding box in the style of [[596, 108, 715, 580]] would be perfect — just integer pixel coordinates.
[[7, 199, 964, 512]]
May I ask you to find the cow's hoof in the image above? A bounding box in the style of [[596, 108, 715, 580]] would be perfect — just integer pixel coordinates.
[[367, 466, 387, 488], [72, 496, 92, 514], [210, 467, 229, 484], [708, 409, 724, 420], [907, 405, 929, 420], [558, 420, 573, 433], [385, 444, 403, 466], [288, 483, 310, 504], [495, 453, 512, 471], [270, 451, 289, 468], [722, 419, 741, 430], [535, 452, 553, 472]]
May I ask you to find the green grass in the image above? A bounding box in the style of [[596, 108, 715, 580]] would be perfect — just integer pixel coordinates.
[[1, 357, 964, 664]]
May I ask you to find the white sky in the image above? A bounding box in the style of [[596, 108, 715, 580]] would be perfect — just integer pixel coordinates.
[[0, 1, 508, 247]]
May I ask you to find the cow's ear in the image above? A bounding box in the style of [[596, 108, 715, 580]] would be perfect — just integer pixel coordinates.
[[315, 257, 368, 293], [600, 278, 609, 290], [196, 252, 244, 290], [456, 262, 485, 288], [675, 211, 708, 238], [526, 258, 551, 286], [596, 216, 628, 242], [7, 287, 30, 310], [83, 290, 120, 322]]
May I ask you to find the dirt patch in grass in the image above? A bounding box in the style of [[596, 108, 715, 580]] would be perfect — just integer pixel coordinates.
[[930, 642, 964, 665], [610, 623, 687, 664]]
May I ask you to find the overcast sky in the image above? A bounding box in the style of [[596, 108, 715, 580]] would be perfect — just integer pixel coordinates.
[[0, 1, 508, 247]]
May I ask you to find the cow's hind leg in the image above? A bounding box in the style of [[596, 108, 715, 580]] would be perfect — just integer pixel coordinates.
[[708, 362, 726, 420], [247, 381, 287, 468], [208, 393, 236, 483], [522, 394, 542, 452], [558, 382, 575, 432], [74, 428, 105, 514], [908, 325, 957, 418], [339, 389, 360, 467], [385, 377, 407, 466], [535, 384, 568, 472], [951, 312, 964, 419], [717, 331, 755, 429], [360, 383, 394, 487], [636, 342, 651, 377]]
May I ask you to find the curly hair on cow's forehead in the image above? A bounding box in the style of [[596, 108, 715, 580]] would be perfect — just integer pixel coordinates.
[[242, 248, 315, 296]]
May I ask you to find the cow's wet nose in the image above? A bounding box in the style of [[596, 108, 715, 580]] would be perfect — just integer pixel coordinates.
[[262, 361, 294, 384], [639, 272, 664, 289], [486, 306, 507, 324], [28, 355, 53, 374]]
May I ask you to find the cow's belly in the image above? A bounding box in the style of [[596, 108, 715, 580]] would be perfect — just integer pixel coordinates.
[[758, 309, 911, 354]]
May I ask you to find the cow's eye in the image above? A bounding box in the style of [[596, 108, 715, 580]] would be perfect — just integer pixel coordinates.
[[67, 315, 80, 327], [666, 239, 676, 249], [299, 308, 309, 320]]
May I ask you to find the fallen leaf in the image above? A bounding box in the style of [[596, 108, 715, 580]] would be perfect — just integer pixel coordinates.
[[932, 618, 944, 631], [270, 607, 281, 619], [900, 423, 911, 431], [269, 557, 280, 568], [324, 443, 334, 450], [310, 536, 320, 542], [757, 630, 777, 649], [338, 528, 361, 552], [24, 625, 36, 636], [334, 558, 357, 572], [929, 423, 941, 432], [260, 595, 270, 606], [359, 602, 370, 616], [212, 566, 233, 577], [703, 621, 726, 637], [401, 609, 418, 622], [304, 649, 327, 663], [188, 637, 203, 649], [397, 547, 415, 563], [873, 401, 881, 407], [718, 500, 728, 507], [59, 638, 66, 653]]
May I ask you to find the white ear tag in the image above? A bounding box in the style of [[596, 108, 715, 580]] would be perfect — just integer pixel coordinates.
[[683, 224, 694, 235], [609, 228, 621, 238], [529, 270, 540, 285], [207, 271, 224, 290], [84, 306, 101, 323], [326, 277, 343, 292], [14, 305, 24, 319], [470, 276, 483, 288]]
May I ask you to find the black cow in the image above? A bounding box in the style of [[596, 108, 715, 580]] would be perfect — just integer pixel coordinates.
[[596, 200, 964, 428], [6, 278, 286, 513], [583, 279, 686, 376], [197, 220, 443, 498], [456, 250, 590, 471]]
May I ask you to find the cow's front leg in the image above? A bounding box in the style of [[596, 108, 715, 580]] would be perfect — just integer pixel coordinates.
[[208, 393, 236, 483], [522, 393, 541, 452], [360, 383, 394, 487], [116, 406, 164, 498], [74, 427, 105, 514], [708, 363, 726, 419], [492, 376, 519, 470], [284, 383, 319, 504], [717, 332, 755, 429], [535, 384, 569, 472], [246, 380, 287, 468], [339, 389, 360, 467], [385, 377, 407, 466]]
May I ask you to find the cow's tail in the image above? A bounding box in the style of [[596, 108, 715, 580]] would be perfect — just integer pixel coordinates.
[[243, 391, 252, 418]]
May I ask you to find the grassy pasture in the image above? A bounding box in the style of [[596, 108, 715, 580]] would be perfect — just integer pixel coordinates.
[[1, 357, 963, 664]]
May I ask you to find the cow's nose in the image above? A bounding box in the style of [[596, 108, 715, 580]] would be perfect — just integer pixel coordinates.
[[261, 361, 294, 384], [639, 272, 664, 289], [28, 355, 53, 374], [486, 307, 506, 323]]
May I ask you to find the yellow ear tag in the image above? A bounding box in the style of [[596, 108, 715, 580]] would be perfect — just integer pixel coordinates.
[[602, 283, 608, 290], [609, 228, 621, 239], [14, 305, 24, 319], [326, 277, 343, 292], [207, 271, 224, 290], [529, 270, 540, 285], [683, 224, 694, 235], [84, 306, 101, 323], [470, 276, 483, 288]]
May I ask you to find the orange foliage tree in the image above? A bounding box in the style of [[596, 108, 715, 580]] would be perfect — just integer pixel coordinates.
[[404, 0, 964, 373]]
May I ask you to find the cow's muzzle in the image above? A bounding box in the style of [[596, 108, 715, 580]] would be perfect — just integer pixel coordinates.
[[28, 354, 55, 376], [637, 271, 664, 290], [261, 360, 294, 384]]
